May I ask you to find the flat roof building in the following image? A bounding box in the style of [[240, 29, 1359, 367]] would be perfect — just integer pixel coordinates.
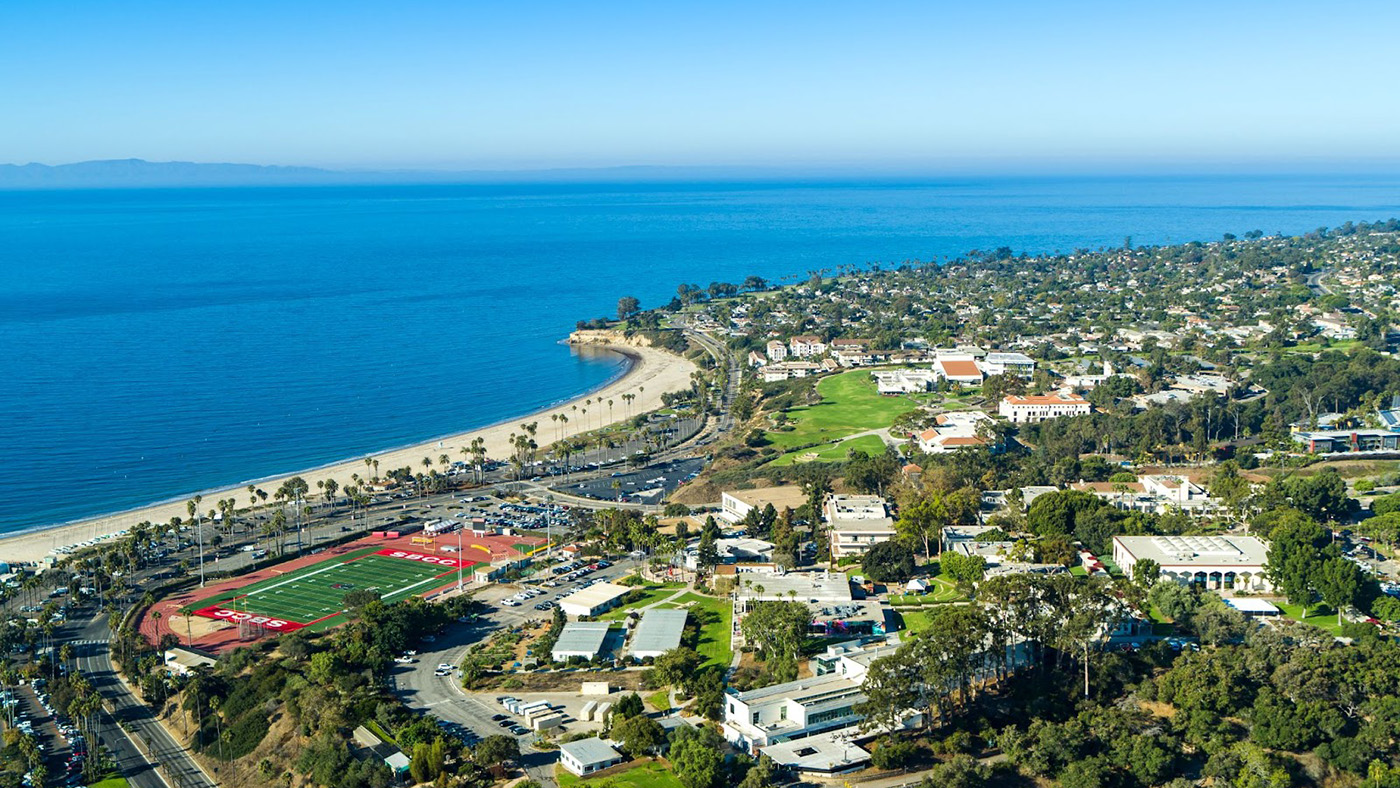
[[825, 494, 896, 559], [558, 737, 625, 776], [733, 571, 888, 641], [552, 621, 614, 662], [759, 730, 872, 774], [629, 608, 688, 660], [558, 582, 631, 618], [1112, 535, 1270, 592]]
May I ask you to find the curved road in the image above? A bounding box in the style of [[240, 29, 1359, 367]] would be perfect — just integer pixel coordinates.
[[391, 558, 644, 787]]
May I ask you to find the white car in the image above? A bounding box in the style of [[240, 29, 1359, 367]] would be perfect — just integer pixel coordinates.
[[502, 599, 521, 607], [394, 656, 414, 664]]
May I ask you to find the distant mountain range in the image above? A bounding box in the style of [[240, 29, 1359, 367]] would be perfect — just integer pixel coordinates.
[[0, 158, 841, 189]]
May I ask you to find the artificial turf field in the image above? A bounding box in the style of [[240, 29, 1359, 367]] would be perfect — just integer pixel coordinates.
[[191, 546, 474, 633]]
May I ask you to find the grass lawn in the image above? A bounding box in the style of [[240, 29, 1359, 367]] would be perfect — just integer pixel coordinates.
[[763, 371, 919, 455], [660, 592, 733, 667], [647, 689, 671, 712], [556, 761, 683, 788], [594, 586, 683, 620], [1275, 601, 1347, 635], [889, 578, 964, 606], [769, 434, 888, 466], [900, 609, 933, 634], [90, 778, 130, 788]]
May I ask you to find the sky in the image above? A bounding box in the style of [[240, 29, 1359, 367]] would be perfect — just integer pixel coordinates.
[[3, 0, 1399, 173]]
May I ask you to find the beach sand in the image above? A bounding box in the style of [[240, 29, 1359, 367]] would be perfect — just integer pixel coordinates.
[[0, 341, 698, 565]]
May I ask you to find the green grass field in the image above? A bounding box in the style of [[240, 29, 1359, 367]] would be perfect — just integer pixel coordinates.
[[594, 585, 684, 620], [763, 371, 917, 465], [900, 609, 933, 634], [556, 761, 682, 788], [193, 547, 469, 627], [770, 434, 889, 467], [1275, 601, 1347, 635], [888, 577, 964, 606], [660, 592, 733, 667]]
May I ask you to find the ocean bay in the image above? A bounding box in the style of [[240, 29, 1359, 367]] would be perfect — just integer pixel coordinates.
[[2, 174, 1399, 533]]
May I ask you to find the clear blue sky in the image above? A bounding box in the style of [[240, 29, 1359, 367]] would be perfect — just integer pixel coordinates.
[[3, 0, 1398, 172]]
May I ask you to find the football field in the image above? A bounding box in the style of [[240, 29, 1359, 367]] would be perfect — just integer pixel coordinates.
[[191, 547, 474, 633]]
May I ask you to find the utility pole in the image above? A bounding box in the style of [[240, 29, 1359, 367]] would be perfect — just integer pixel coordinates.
[[457, 525, 464, 592]]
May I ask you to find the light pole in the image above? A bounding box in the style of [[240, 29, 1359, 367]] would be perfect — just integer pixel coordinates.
[[457, 525, 465, 592], [546, 494, 555, 560]]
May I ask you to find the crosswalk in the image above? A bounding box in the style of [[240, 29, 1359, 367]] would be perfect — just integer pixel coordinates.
[[68, 639, 109, 646]]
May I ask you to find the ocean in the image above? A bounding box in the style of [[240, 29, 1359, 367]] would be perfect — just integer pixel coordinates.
[[3, 174, 1399, 534]]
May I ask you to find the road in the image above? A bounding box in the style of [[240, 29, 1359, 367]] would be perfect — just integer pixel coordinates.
[[391, 557, 645, 787], [1307, 268, 1333, 297], [70, 612, 217, 788]]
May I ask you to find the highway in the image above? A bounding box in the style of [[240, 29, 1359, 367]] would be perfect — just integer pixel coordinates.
[[69, 612, 218, 788]]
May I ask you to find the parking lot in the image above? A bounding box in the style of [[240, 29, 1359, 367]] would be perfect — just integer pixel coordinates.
[[567, 457, 706, 504], [7, 679, 88, 788]]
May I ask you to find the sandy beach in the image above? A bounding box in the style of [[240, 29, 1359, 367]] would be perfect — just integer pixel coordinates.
[[0, 340, 698, 565]]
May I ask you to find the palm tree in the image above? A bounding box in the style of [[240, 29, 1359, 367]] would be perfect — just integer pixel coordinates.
[[187, 495, 205, 587]]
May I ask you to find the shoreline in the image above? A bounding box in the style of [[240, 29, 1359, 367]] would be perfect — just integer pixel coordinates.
[[0, 340, 698, 565]]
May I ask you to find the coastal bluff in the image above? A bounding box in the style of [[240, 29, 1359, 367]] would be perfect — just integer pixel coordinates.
[[568, 328, 657, 348]]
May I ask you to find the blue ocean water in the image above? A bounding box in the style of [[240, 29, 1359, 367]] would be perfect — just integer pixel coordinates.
[[2, 174, 1399, 534]]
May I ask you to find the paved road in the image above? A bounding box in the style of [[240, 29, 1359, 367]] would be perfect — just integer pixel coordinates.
[[70, 613, 217, 788], [1307, 268, 1333, 297], [391, 557, 645, 787]]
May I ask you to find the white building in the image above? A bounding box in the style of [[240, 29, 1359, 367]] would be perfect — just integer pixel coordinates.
[[558, 582, 631, 618], [980, 352, 1036, 378], [761, 361, 822, 383], [789, 335, 827, 358], [998, 391, 1092, 423], [1063, 361, 1116, 390], [1111, 535, 1270, 591], [552, 621, 614, 662], [824, 494, 896, 559], [1072, 475, 1212, 515], [558, 737, 625, 776], [766, 340, 789, 361], [684, 537, 777, 569], [629, 608, 688, 660], [872, 369, 937, 395], [915, 411, 993, 454]]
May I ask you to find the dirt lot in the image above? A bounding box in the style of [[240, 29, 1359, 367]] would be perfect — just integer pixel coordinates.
[[474, 669, 646, 693]]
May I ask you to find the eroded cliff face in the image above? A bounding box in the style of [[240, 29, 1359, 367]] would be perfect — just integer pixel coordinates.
[[568, 329, 654, 348]]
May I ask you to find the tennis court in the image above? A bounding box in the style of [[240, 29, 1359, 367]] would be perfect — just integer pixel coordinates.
[[191, 547, 474, 632]]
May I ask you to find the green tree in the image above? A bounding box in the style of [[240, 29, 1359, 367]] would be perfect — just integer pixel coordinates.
[[669, 727, 725, 788], [896, 490, 949, 558], [939, 551, 986, 589], [473, 735, 519, 767], [740, 601, 810, 663], [612, 692, 645, 721], [1266, 515, 1332, 617], [1149, 581, 1200, 623], [1316, 556, 1364, 624], [612, 714, 666, 758], [1131, 558, 1161, 590], [862, 540, 915, 583]]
